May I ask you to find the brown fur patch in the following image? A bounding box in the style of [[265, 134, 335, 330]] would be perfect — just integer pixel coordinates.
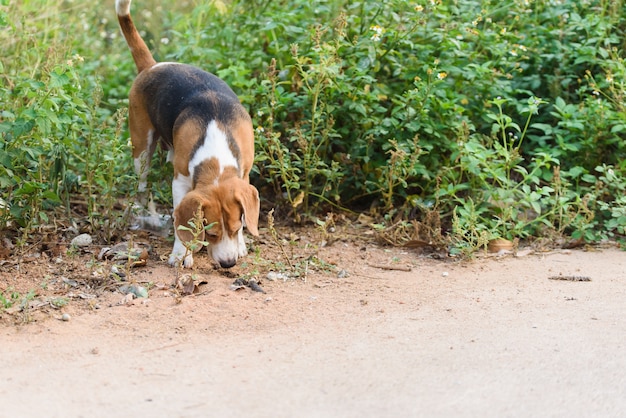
[[229, 116, 255, 180], [128, 89, 155, 159], [171, 119, 205, 177]]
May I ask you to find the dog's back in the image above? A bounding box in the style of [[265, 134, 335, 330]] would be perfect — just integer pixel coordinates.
[[116, 0, 252, 152], [136, 63, 246, 147]]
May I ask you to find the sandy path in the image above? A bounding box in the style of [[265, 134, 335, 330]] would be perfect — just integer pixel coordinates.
[[2, 247, 626, 417]]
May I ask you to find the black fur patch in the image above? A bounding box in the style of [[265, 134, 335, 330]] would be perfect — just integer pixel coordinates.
[[139, 63, 242, 147]]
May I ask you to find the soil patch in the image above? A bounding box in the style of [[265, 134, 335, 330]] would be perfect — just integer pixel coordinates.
[[1, 225, 625, 416]]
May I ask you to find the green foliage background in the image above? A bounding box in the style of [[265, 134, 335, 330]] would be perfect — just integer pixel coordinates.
[[1, 0, 625, 250]]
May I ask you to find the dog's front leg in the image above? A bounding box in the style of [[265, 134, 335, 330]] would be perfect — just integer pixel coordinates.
[[237, 225, 248, 258], [169, 174, 194, 268]]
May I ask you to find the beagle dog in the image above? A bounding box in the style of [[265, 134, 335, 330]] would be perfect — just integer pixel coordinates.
[[116, 0, 260, 268]]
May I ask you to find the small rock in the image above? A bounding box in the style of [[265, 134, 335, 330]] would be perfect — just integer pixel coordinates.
[[130, 214, 172, 237], [337, 269, 349, 279], [99, 242, 149, 267], [132, 285, 149, 298], [110, 265, 127, 280], [120, 293, 135, 305], [62, 277, 79, 288], [71, 233, 92, 248], [120, 284, 148, 298], [61, 313, 71, 322], [2, 237, 14, 250], [266, 271, 291, 281], [515, 249, 534, 257], [442, 271, 449, 277]]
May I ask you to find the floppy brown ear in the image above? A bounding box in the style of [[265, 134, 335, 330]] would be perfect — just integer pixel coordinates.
[[236, 184, 260, 236], [173, 193, 206, 246]]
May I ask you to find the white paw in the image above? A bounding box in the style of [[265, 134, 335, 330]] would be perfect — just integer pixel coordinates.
[[238, 244, 248, 258], [237, 229, 248, 258], [170, 237, 194, 268], [168, 252, 194, 268]]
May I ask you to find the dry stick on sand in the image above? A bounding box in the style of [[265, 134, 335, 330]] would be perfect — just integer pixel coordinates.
[[367, 263, 412, 272], [548, 275, 592, 281]]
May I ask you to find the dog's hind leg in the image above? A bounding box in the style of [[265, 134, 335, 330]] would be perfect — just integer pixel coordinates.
[[128, 100, 158, 209], [133, 131, 157, 209]]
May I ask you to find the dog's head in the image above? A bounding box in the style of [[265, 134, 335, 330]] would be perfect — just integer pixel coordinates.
[[173, 179, 259, 268]]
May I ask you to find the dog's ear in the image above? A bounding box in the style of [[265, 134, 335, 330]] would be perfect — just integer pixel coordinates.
[[173, 193, 207, 247], [236, 184, 260, 236]]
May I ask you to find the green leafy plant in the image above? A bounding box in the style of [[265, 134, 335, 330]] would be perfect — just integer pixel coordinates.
[[0, 0, 624, 256], [175, 206, 217, 271], [0, 288, 20, 310]]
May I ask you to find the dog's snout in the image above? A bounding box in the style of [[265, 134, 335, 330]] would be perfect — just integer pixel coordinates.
[[219, 258, 237, 269]]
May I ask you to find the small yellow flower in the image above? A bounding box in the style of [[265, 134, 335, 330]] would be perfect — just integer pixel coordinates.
[[437, 72, 447, 80], [414, 5, 424, 12], [213, 0, 228, 14]]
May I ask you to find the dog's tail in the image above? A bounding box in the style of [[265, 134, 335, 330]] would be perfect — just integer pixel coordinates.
[[116, 0, 157, 73]]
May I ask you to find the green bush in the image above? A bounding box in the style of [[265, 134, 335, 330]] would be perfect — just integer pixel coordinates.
[[1, 0, 624, 251]]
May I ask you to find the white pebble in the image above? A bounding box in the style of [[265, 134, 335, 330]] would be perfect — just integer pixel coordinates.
[[442, 271, 449, 277], [71, 233, 93, 247], [266, 271, 291, 281], [61, 313, 71, 321]]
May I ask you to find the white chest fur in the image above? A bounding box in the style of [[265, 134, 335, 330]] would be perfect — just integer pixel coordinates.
[[189, 120, 239, 183]]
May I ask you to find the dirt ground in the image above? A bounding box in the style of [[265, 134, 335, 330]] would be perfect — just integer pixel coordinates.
[[1, 223, 626, 417]]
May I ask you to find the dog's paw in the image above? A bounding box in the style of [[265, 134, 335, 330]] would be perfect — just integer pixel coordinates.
[[168, 252, 194, 268], [237, 229, 248, 258], [237, 245, 248, 258]]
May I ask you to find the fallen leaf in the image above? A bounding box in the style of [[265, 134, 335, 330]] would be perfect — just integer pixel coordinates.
[[230, 278, 265, 293], [181, 275, 195, 295], [99, 242, 150, 267]]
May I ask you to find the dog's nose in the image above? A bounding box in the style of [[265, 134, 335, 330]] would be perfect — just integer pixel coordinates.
[[219, 258, 236, 269]]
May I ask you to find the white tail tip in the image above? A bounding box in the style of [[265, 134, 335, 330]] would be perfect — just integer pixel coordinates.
[[115, 0, 131, 16]]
